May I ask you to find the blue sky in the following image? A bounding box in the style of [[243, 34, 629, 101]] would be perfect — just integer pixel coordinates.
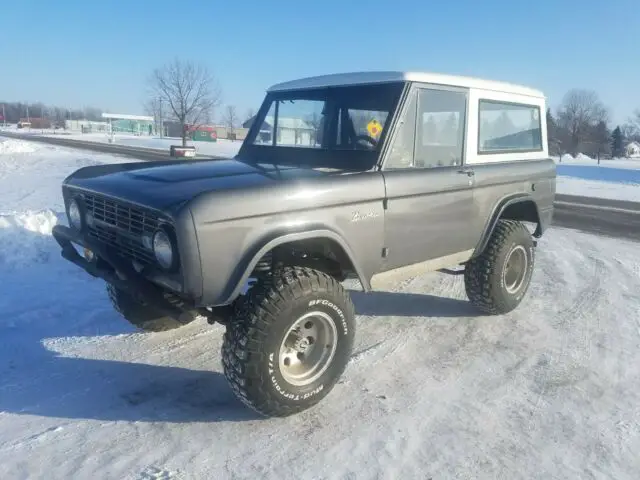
[[1, 0, 637, 124]]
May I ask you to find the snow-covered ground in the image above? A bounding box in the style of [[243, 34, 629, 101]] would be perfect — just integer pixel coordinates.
[[555, 153, 640, 170], [2, 137, 640, 479], [553, 154, 640, 201], [0, 139, 131, 213], [556, 177, 640, 201]]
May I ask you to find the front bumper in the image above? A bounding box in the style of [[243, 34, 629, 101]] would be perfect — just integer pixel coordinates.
[[52, 224, 195, 320]]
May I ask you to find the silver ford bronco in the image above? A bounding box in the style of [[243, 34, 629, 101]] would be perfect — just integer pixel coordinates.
[[52, 71, 556, 417]]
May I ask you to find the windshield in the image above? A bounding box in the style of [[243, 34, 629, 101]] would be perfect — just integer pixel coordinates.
[[240, 82, 405, 169]]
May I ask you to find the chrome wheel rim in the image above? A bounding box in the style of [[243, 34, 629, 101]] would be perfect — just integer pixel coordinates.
[[278, 311, 337, 387], [503, 245, 528, 294]]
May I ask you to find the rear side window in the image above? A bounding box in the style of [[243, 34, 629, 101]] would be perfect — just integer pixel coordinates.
[[478, 100, 542, 153]]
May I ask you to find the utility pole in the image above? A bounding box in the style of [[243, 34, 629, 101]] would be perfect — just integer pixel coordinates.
[[1, 104, 5, 127], [159, 97, 163, 138]]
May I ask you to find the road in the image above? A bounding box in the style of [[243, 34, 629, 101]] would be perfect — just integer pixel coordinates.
[[2, 130, 639, 243], [0, 130, 222, 162], [553, 194, 640, 242]]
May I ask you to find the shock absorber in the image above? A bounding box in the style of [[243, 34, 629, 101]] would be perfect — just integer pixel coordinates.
[[253, 251, 273, 276]]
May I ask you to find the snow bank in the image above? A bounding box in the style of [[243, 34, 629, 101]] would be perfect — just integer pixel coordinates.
[[557, 153, 590, 163], [0, 210, 62, 268], [574, 152, 593, 162], [0, 139, 130, 213], [0, 138, 41, 154]]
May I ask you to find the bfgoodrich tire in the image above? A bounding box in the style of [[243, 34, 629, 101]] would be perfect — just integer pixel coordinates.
[[222, 266, 355, 417], [464, 220, 535, 315], [106, 284, 198, 332]]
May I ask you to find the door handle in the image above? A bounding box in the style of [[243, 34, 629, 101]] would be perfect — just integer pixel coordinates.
[[457, 168, 474, 177]]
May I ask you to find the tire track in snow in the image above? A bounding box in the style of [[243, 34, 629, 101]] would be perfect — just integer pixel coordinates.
[[633, 263, 640, 338], [347, 269, 472, 377], [530, 252, 607, 418], [131, 465, 183, 480], [0, 425, 65, 453]]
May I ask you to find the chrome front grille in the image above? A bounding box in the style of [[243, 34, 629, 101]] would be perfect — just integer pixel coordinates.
[[83, 193, 162, 266]]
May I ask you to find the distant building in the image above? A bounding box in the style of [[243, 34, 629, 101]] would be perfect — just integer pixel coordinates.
[[242, 115, 314, 145], [101, 113, 154, 136], [163, 121, 183, 139], [19, 117, 50, 129], [626, 141, 640, 158], [212, 126, 249, 141], [242, 115, 260, 129], [159, 121, 248, 142], [65, 120, 109, 133]]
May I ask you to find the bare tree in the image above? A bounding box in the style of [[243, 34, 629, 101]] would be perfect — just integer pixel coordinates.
[[622, 109, 640, 143], [148, 58, 222, 146], [143, 98, 164, 136], [556, 89, 608, 156], [621, 123, 637, 142], [305, 112, 322, 145], [224, 105, 238, 138], [589, 120, 611, 163]]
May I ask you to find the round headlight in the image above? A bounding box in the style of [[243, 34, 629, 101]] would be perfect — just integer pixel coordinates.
[[153, 229, 174, 269], [68, 199, 82, 230]]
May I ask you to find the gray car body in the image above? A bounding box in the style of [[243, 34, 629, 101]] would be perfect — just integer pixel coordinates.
[[60, 77, 556, 308]]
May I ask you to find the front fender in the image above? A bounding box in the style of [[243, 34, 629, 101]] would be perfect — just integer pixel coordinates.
[[220, 229, 371, 305]]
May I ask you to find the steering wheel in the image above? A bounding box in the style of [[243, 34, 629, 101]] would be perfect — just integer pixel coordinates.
[[353, 134, 378, 148]]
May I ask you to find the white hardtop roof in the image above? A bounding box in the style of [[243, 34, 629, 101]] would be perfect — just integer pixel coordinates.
[[267, 71, 544, 98]]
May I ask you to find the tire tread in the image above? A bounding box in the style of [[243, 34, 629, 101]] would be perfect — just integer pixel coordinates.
[[464, 220, 533, 315], [222, 266, 354, 417]]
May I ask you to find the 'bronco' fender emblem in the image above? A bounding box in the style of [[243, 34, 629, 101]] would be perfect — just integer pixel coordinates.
[[351, 211, 379, 222]]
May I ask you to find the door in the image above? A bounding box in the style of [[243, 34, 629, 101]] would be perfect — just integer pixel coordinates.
[[381, 85, 476, 271]]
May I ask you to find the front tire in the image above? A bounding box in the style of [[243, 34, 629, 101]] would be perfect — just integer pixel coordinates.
[[222, 266, 355, 417], [106, 284, 198, 332], [464, 220, 535, 315]]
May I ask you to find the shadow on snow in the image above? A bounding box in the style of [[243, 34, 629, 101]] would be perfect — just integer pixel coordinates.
[[0, 228, 481, 423]]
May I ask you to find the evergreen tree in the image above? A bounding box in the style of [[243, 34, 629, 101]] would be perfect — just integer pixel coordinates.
[[546, 108, 561, 156], [611, 126, 625, 158]]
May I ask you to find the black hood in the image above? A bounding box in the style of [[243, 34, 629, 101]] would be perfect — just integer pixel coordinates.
[[64, 157, 338, 212]]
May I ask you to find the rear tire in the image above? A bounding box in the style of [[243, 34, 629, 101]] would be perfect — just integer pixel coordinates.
[[106, 284, 198, 332], [464, 220, 535, 315], [222, 266, 355, 417]]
